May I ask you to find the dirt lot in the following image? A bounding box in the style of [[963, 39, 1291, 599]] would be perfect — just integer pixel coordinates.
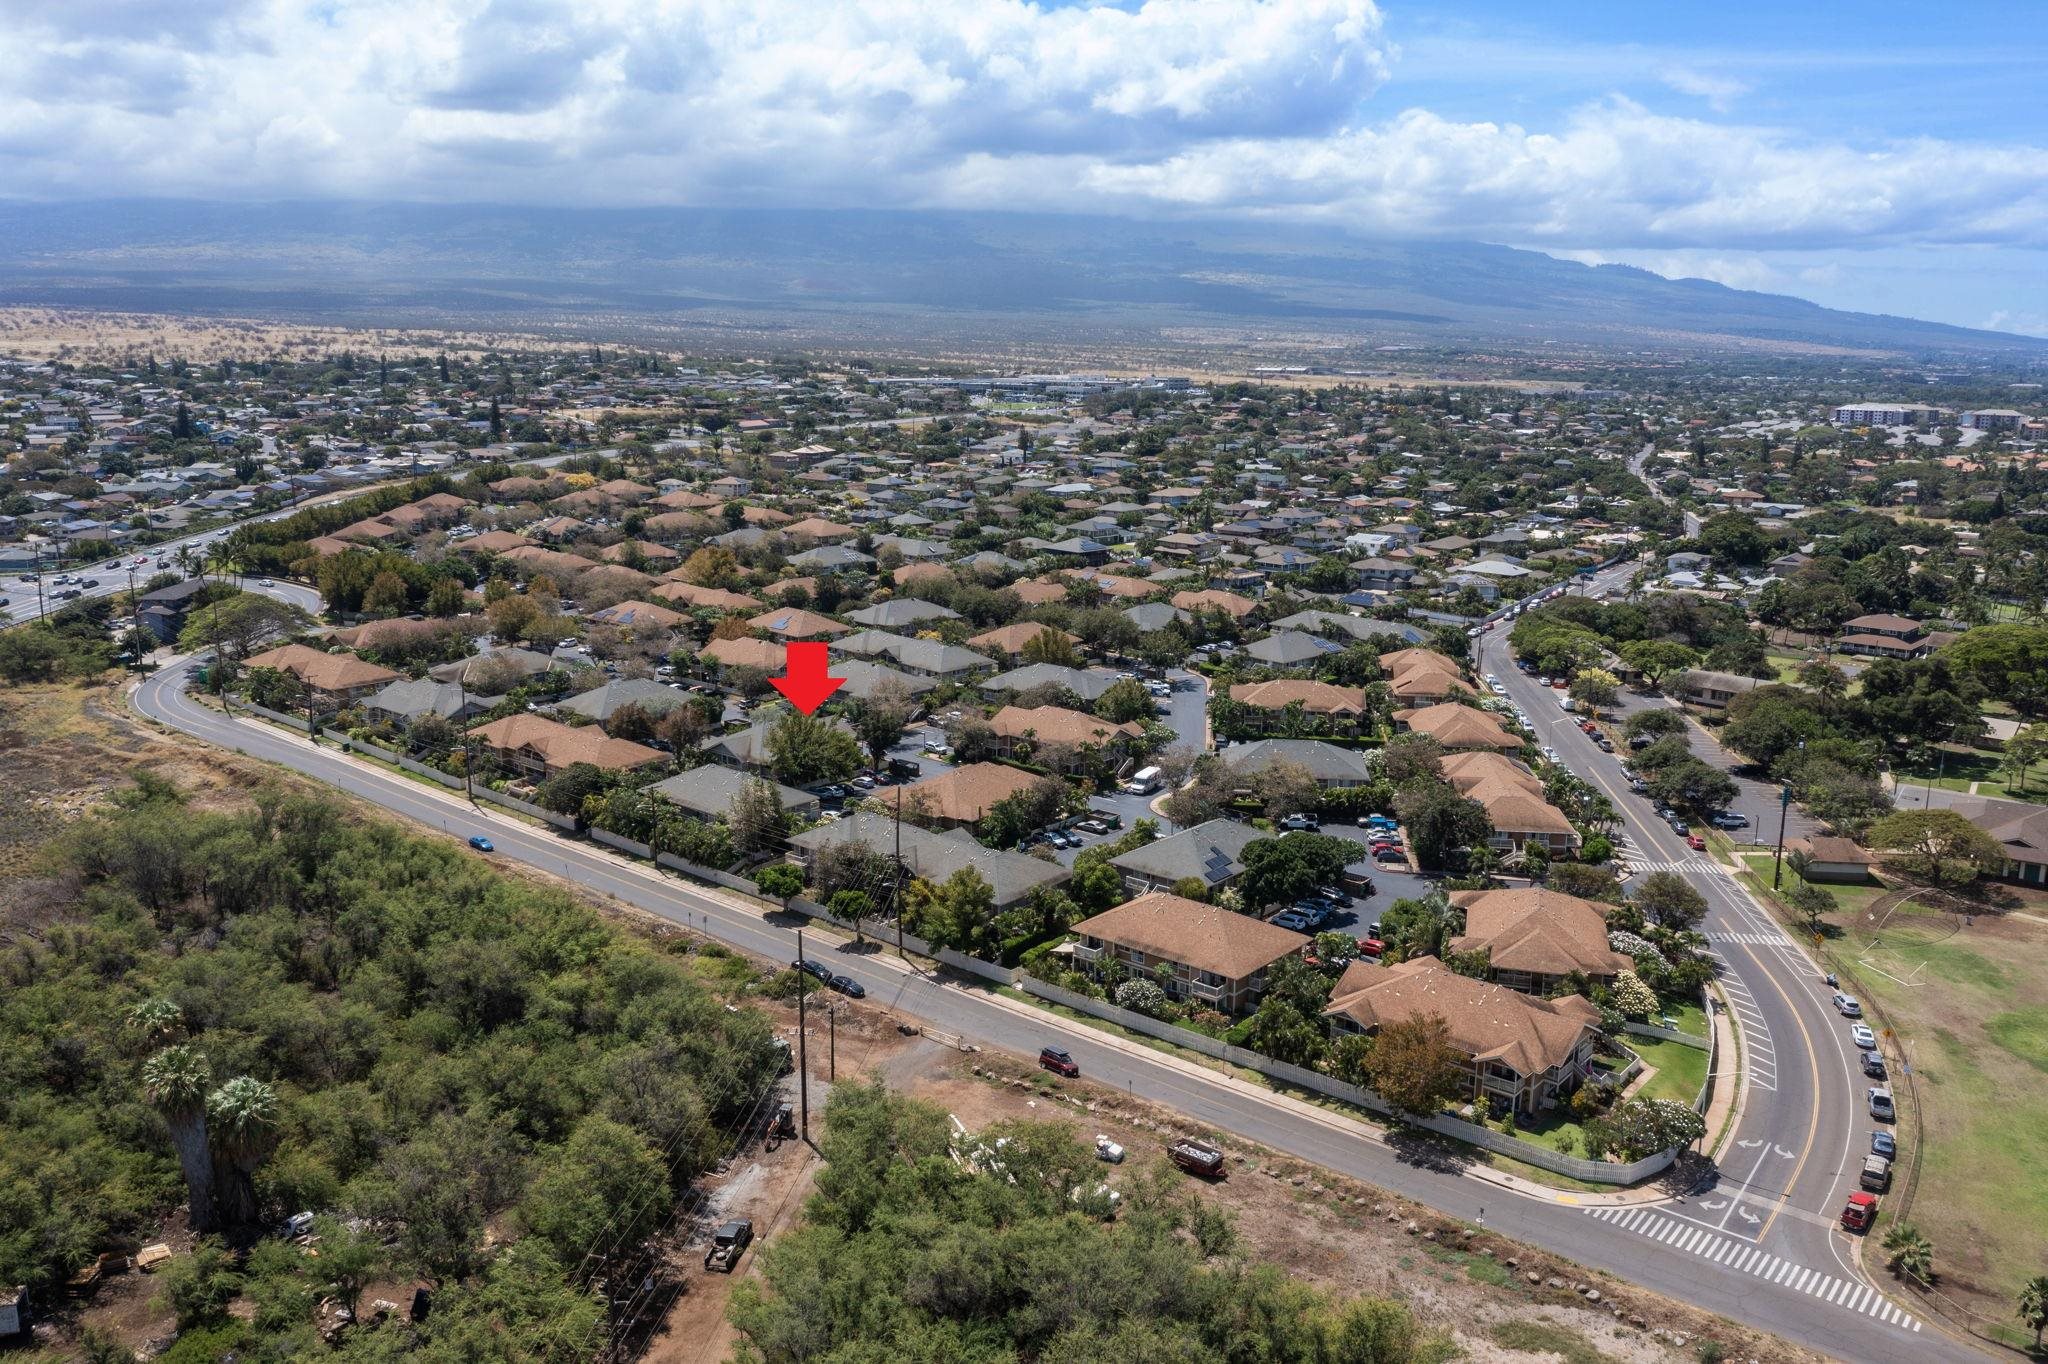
[[889, 1051, 1818, 1364]]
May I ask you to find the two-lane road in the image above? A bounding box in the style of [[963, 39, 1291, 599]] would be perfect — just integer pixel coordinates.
[[132, 644, 1969, 1362], [1474, 630, 1930, 1347]]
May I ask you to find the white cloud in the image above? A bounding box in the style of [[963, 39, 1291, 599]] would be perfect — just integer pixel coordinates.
[[0, 0, 2044, 262], [1658, 66, 1747, 113]]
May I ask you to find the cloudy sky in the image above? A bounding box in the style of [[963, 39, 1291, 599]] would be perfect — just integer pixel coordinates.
[[2, 0, 2044, 334]]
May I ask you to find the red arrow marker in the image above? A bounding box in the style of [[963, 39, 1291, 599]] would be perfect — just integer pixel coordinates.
[[769, 640, 846, 715]]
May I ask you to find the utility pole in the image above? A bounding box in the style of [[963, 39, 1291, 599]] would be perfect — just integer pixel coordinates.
[[795, 928, 810, 1141], [828, 1006, 837, 1082], [893, 784, 906, 960], [1771, 783, 1793, 889]]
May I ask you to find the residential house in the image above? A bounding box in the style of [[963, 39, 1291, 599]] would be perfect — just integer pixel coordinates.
[[556, 677, 692, 722], [1225, 738, 1375, 788], [1835, 614, 1931, 660], [1070, 891, 1308, 1013], [969, 622, 1080, 661], [649, 766, 820, 822], [1322, 956, 1601, 1116], [1674, 669, 1765, 709], [1445, 888, 1630, 995], [1107, 819, 1263, 895], [788, 811, 1068, 911], [466, 713, 666, 781], [1788, 835, 1879, 884], [902, 762, 1058, 831], [988, 704, 1143, 769], [242, 643, 401, 707], [1228, 679, 1372, 732], [1392, 702, 1521, 751], [363, 678, 495, 727]]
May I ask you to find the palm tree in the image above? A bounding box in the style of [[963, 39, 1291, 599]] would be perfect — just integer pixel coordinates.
[[2017, 1275, 2048, 1351], [126, 998, 183, 1048], [207, 1076, 280, 1227], [1881, 1222, 1934, 1284], [143, 1046, 217, 1231]]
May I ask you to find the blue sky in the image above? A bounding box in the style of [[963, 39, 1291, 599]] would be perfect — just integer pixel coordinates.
[[0, 0, 2042, 335]]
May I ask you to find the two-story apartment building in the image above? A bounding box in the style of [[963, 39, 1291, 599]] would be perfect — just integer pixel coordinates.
[[1322, 956, 1601, 1116], [1834, 614, 1930, 660], [1446, 887, 1631, 995], [1070, 891, 1308, 1013]]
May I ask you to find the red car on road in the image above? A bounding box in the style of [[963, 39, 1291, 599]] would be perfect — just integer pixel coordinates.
[[1686, 835, 1706, 851]]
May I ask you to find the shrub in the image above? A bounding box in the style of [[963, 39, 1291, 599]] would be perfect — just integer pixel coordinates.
[[1114, 979, 1169, 1015]]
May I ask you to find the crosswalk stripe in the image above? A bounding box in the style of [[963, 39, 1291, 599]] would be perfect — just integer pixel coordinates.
[[1577, 1207, 1916, 1332]]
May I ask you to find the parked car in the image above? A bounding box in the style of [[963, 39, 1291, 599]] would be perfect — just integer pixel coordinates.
[[1867, 1087, 1895, 1121], [1039, 1046, 1080, 1077], [1685, 835, 1707, 851], [1841, 1191, 1878, 1232], [1871, 1130, 1896, 1159], [704, 1219, 754, 1272], [829, 974, 866, 998], [1711, 812, 1749, 829], [813, 783, 848, 801], [1374, 847, 1407, 864], [1860, 1155, 1892, 1192], [1834, 993, 1863, 1018], [1355, 937, 1385, 957], [1271, 911, 1314, 931], [792, 958, 831, 982], [1861, 1051, 1887, 1079], [467, 835, 494, 852], [1850, 1023, 1877, 1049], [1278, 813, 1320, 832]]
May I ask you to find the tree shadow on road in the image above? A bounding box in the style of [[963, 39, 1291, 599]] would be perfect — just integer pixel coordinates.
[[1385, 1126, 1476, 1175]]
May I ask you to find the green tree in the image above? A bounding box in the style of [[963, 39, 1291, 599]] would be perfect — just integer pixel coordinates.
[[2016, 1274, 2048, 1350], [1624, 707, 1688, 741], [1882, 1223, 1934, 1284], [729, 776, 790, 860], [1569, 667, 1622, 713], [1095, 677, 1155, 725], [313, 1215, 382, 1322], [1393, 781, 1492, 872], [1786, 880, 1833, 935], [361, 569, 411, 617], [1362, 1015, 1468, 1116], [521, 1115, 670, 1269], [178, 592, 311, 659], [903, 866, 998, 954], [847, 681, 918, 771], [766, 712, 864, 786], [1020, 627, 1079, 667], [153, 1238, 243, 1330], [425, 576, 467, 618], [1598, 1096, 1705, 1159], [754, 862, 806, 900], [207, 1075, 280, 1226], [1633, 871, 1708, 932], [143, 1045, 217, 1232], [1619, 640, 1700, 691], [1239, 832, 1356, 909], [1864, 809, 2005, 889]]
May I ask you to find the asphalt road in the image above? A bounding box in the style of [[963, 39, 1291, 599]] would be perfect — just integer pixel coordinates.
[[133, 636, 1971, 1362], [1473, 623, 1952, 1359]]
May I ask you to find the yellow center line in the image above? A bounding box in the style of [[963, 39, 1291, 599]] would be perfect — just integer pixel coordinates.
[[1739, 935, 1823, 1242]]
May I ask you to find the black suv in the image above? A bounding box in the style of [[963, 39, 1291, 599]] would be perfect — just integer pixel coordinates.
[[791, 958, 831, 982]]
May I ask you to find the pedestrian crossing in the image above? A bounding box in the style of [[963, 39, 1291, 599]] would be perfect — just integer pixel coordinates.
[[1706, 931, 1788, 945], [1714, 973, 1777, 1091], [1581, 1205, 1919, 1332], [1624, 858, 1720, 875]]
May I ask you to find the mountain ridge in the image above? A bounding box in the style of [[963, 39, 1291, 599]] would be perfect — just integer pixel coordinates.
[[0, 199, 2038, 361]]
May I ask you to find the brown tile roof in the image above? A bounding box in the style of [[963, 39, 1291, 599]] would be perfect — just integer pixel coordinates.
[[1463, 777, 1577, 839], [748, 607, 851, 638], [783, 516, 857, 540], [1395, 703, 1521, 750], [700, 636, 786, 670], [1074, 891, 1308, 981], [893, 563, 954, 587], [587, 599, 689, 629], [461, 530, 534, 554], [989, 704, 1143, 748], [468, 714, 666, 772], [497, 545, 597, 577], [1447, 889, 1630, 979], [1322, 956, 1597, 1076], [329, 617, 468, 649], [243, 643, 400, 694], [1061, 570, 1156, 599], [1842, 613, 1922, 634], [1012, 580, 1068, 606], [904, 763, 1054, 824], [969, 622, 1079, 655], [1170, 589, 1257, 619], [1229, 679, 1370, 716], [1440, 751, 1541, 796], [655, 489, 723, 510], [652, 580, 763, 611], [600, 540, 680, 563]]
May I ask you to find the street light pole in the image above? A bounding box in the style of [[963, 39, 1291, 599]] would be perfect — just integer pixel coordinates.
[[1771, 783, 1793, 889]]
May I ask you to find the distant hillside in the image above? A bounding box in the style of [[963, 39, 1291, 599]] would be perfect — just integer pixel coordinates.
[[0, 199, 2038, 360]]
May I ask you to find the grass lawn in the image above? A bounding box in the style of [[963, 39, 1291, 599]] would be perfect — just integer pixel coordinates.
[[1764, 649, 1809, 684], [1653, 996, 1708, 1038], [1627, 1036, 1710, 1106], [1810, 895, 2048, 1338], [1894, 746, 2048, 803], [1734, 852, 1887, 917]]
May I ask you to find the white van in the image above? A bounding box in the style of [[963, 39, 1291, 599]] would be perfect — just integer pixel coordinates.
[[1123, 765, 1162, 796]]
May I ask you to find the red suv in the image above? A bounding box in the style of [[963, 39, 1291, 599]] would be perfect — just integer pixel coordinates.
[[1039, 1046, 1080, 1077]]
